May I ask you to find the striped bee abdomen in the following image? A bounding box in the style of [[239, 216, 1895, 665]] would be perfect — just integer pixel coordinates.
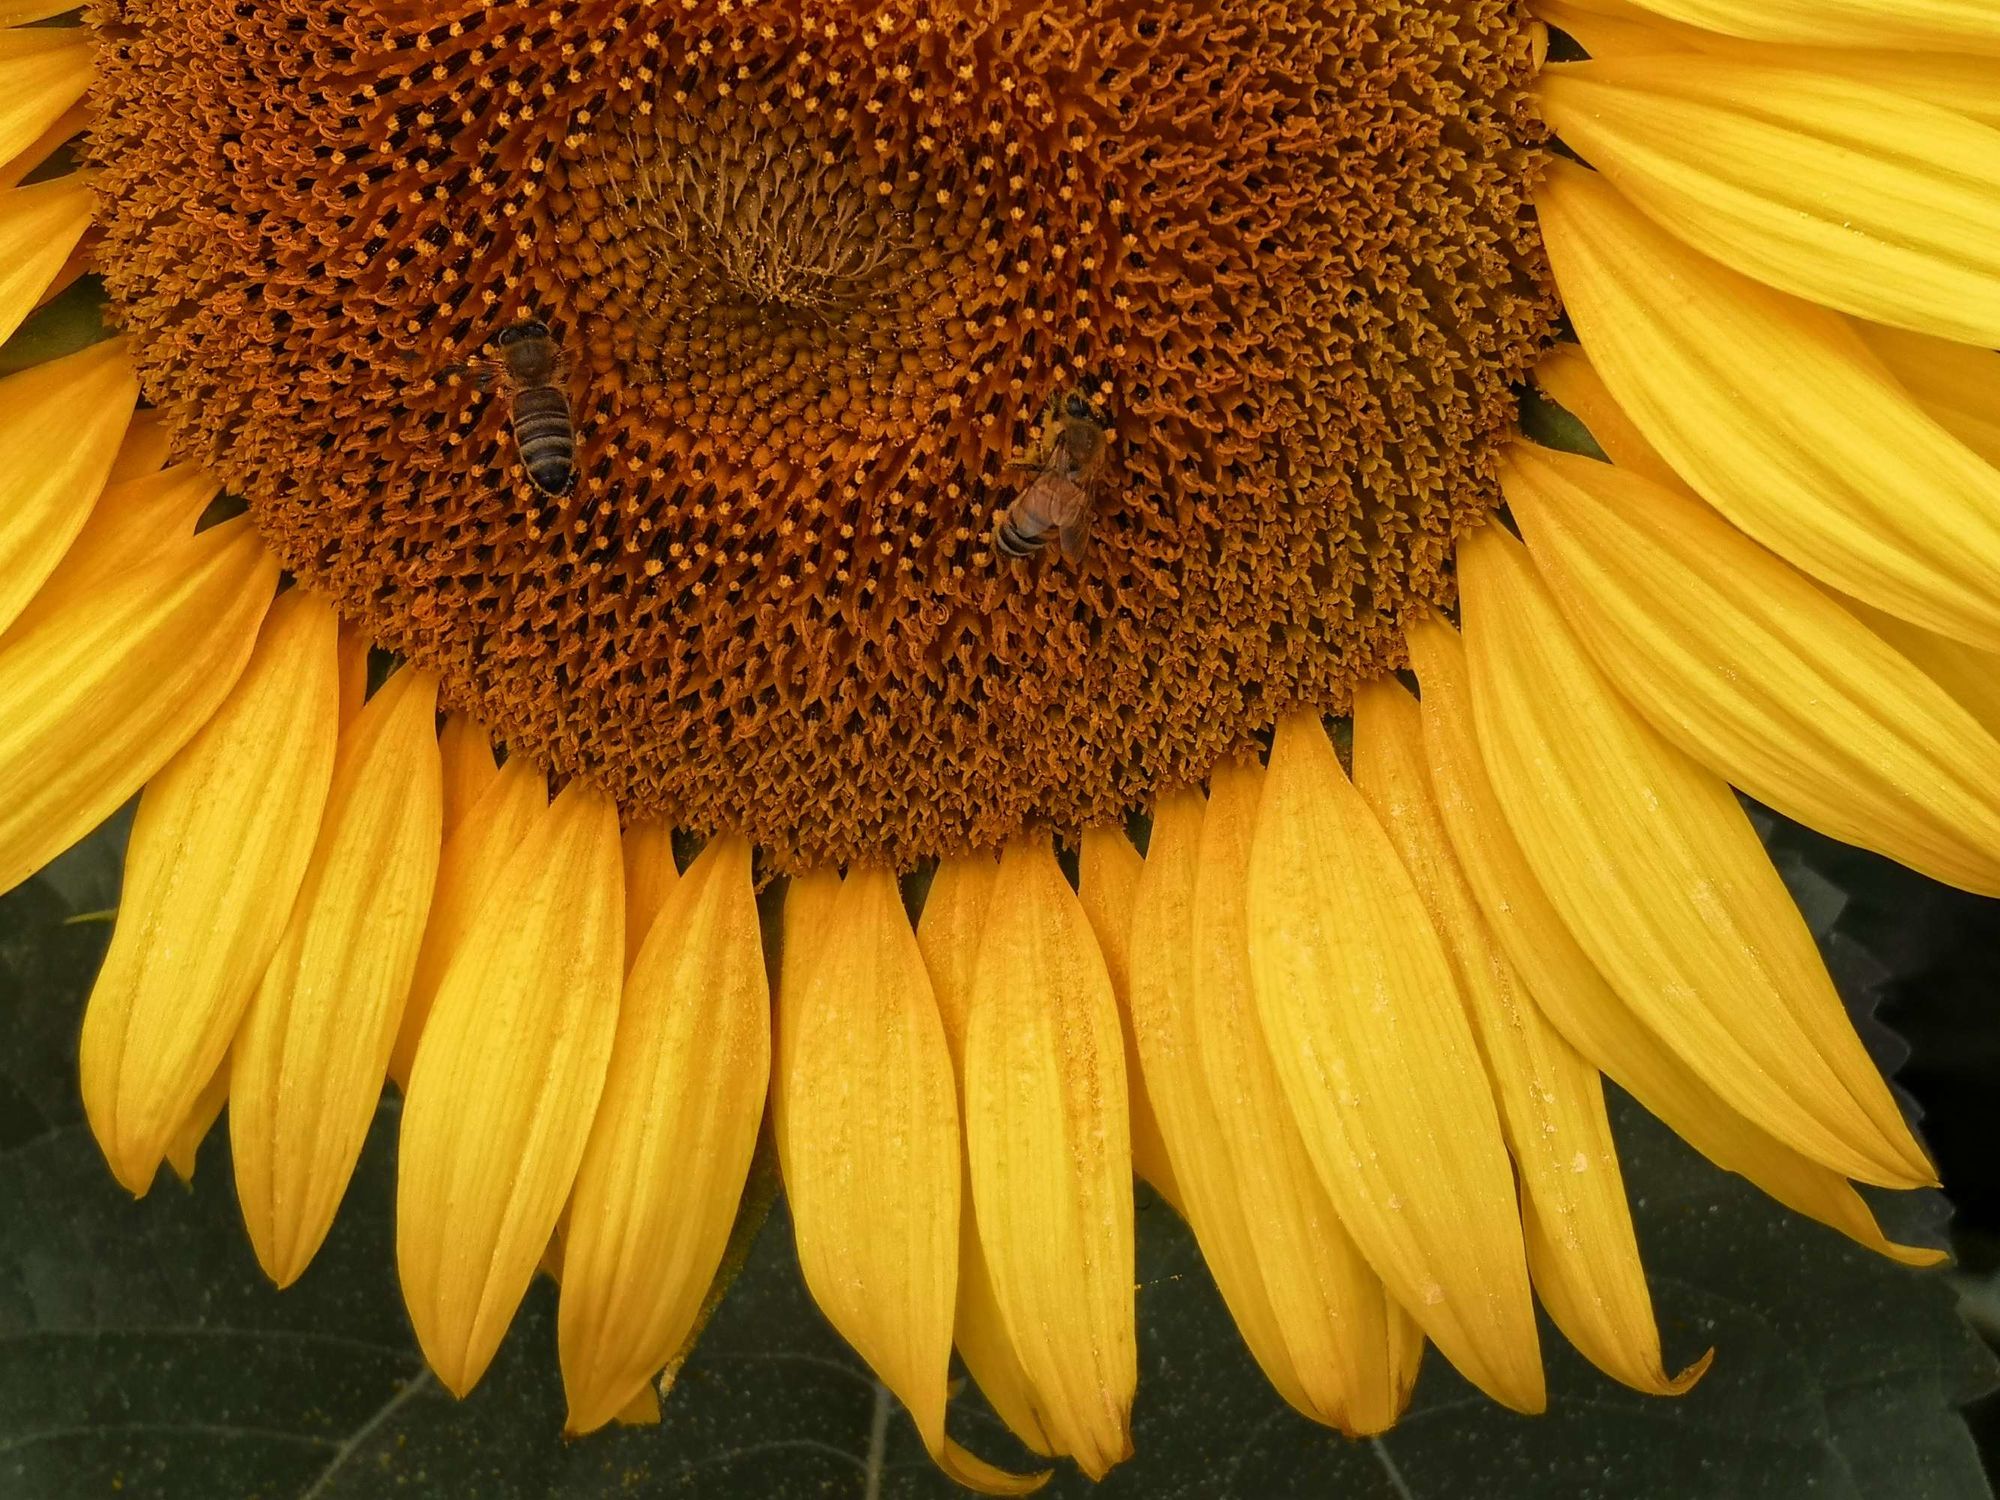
[[510, 384, 574, 495], [995, 514, 1047, 557]]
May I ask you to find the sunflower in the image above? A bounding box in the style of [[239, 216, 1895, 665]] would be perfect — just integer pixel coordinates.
[[4, 0, 1997, 1487]]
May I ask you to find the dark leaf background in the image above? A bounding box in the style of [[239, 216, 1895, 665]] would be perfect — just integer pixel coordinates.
[[1, 809, 1995, 1499]]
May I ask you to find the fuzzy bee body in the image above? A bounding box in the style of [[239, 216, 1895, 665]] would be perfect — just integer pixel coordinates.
[[491, 319, 574, 497], [507, 380, 575, 496], [995, 471, 1093, 562], [996, 392, 1111, 565]]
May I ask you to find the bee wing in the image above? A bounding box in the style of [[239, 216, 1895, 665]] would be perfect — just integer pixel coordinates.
[[1056, 480, 1097, 564], [1058, 514, 1093, 563], [1010, 470, 1061, 512]]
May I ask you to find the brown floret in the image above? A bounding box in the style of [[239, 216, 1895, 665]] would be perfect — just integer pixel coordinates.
[[89, 0, 1558, 870]]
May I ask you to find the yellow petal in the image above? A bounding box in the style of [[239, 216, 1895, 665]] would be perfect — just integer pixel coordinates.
[[1131, 776, 1420, 1432], [230, 668, 443, 1286], [78, 588, 339, 1194], [397, 783, 624, 1396], [1246, 713, 1544, 1413], [0, 515, 278, 896], [1076, 826, 1183, 1216], [1689, 38, 2000, 128], [605, 1383, 657, 1426], [0, 31, 91, 170], [1456, 525, 1934, 1189], [955, 1226, 1058, 1458], [1842, 601, 2000, 745], [0, 2, 86, 26], [1188, 773, 1430, 1424], [769, 866, 843, 1167], [107, 412, 172, 486], [1508, 444, 2000, 893], [779, 867, 842, 1001], [1540, 59, 2000, 345], [620, 818, 679, 971], [1527, 18, 1551, 69], [643, 1150, 782, 1403], [1534, 0, 1698, 56], [1353, 679, 1707, 1396], [1545, 16, 2000, 183], [436, 711, 500, 839], [1534, 344, 1697, 499], [163, 1055, 230, 1187], [388, 757, 547, 1089], [0, 93, 83, 191], [560, 838, 770, 1436], [3, 464, 219, 643], [1850, 321, 2000, 470], [540, 1218, 568, 1284], [1613, 0, 2000, 54], [915, 854, 1058, 1461], [1538, 340, 2000, 749], [333, 621, 370, 727], [1537, 157, 2000, 650], [0, 341, 140, 635], [964, 842, 1136, 1478], [0, 174, 91, 350], [917, 857, 993, 1057], [771, 867, 841, 1176], [1128, 793, 1296, 1406], [1407, 617, 1942, 1266], [778, 865, 1042, 1494]]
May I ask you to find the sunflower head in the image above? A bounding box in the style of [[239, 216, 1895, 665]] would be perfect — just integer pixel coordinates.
[[90, 0, 1556, 868], [3, 0, 1997, 1489]]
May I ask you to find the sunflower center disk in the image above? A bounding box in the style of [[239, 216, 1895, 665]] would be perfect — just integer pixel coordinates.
[[92, 0, 1558, 869]]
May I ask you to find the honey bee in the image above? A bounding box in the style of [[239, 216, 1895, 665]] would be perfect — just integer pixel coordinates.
[[448, 319, 575, 497], [996, 391, 1113, 565]]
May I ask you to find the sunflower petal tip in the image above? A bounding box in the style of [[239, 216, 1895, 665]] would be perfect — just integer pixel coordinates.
[[1887, 1241, 1951, 1270], [164, 1118, 213, 1188], [560, 1364, 661, 1438], [1338, 1410, 1398, 1440], [1880, 1149, 1942, 1194], [405, 1315, 483, 1401], [613, 1381, 663, 1428], [937, 1437, 1052, 1496], [100, 1138, 163, 1200], [244, 1222, 309, 1291], [1662, 1346, 1716, 1397], [1070, 1418, 1136, 1480], [426, 1353, 479, 1403], [1487, 1360, 1548, 1418], [560, 1409, 604, 1440], [115, 1168, 157, 1202]]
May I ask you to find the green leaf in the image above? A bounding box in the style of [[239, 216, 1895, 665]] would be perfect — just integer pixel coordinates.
[[1517, 382, 1607, 463], [0, 278, 112, 381], [0, 820, 1992, 1498]]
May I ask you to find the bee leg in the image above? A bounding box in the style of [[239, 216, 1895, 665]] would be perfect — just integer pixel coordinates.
[[437, 362, 496, 391]]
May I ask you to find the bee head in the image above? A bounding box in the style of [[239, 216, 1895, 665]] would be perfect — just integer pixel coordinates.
[[1063, 391, 1113, 428], [498, 319, 549, 347]]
